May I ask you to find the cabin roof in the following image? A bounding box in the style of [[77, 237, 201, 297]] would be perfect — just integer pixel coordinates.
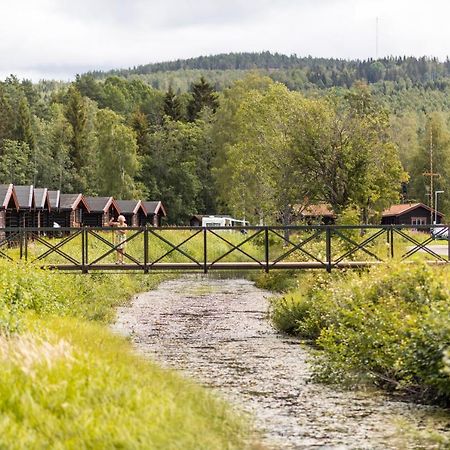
[[382, 203, 444, 218], [14, 185, 35, 209], [300, 203, 336, 218], [142, 201, 167, 217], [116, 200, 146, 215], [84, 196, 118, 213], [48, 190, 60, 209], [60, 193, 90, 211], [0, 184, 19, 210], [34, 188, 51, 210]]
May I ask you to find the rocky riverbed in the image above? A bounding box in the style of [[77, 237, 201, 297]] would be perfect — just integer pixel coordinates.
[[113, 275, 450, 449]]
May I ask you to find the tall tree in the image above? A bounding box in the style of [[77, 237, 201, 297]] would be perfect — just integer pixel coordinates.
[[187, 77, 218, 121], [35, 104, 74, 191], [96, 109, 141, 199], [0, 140, 34, 185], [218, 83, 310, 224], [140, 118, 205, 223], [163, 85, 183, 121]]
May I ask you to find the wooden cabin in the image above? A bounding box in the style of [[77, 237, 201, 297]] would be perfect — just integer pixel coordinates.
[[296, 204, 336, 225], [0, 184, 19, 239], [13, 185, 35, 227], [33, 188, 51, 228], [116, 200, 147, 227], [83, 196, 120, 227], [189, 215, 204, 227], [381, 203, 444, 226], [53, 193, 90, 228], [142, 201, 167, 227]]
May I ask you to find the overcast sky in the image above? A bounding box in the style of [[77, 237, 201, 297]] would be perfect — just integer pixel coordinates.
[[1, 0, 449, 81]]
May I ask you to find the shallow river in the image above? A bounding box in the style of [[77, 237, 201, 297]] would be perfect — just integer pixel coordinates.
[[113, 276, 450, 449]]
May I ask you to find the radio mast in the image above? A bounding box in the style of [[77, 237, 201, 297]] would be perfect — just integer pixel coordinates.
[[376, 17, 379, 59]]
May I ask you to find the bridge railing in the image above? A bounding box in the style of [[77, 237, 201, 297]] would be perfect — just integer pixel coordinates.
[[0, 224, 448, 272]]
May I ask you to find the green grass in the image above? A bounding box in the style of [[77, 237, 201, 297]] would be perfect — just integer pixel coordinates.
[[0, 259, 258, 448], [0, 317, 255, 450]]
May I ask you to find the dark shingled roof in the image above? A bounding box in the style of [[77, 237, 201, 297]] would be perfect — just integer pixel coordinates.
[[116, 200, 145, 215], [34, 188, 50, 210], [0, 184, 18, 210], [60, 193, 84, 210], [382, 203, 444, 218], [48, 190, 60, 209], [14, 185, 34, 209], [142, 201, 167, 217], [84, 196, 117, 213]]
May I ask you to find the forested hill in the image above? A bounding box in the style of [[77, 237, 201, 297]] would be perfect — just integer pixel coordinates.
[[88, 51, 450, 91], [1, 52, 450, 224]]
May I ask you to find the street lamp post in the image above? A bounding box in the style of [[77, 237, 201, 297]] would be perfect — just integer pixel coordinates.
[[434, 190, 444, 224]]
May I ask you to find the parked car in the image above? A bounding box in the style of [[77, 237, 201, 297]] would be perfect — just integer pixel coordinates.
[[431, 225, 449, 240]]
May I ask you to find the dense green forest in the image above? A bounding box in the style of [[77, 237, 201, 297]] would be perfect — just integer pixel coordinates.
[[1, 52, 450, 223]]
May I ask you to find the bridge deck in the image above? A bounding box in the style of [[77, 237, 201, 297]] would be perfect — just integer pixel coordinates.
[[45, 260, 448, 272]]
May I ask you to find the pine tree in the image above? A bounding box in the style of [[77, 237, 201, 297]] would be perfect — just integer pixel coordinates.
[[187, 77, 218, 122], [163, 86, 183, 121], [64, 86, 89, 189]]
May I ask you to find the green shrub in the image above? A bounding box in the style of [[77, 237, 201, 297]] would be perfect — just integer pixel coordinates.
[[270, 263, 450, 403]]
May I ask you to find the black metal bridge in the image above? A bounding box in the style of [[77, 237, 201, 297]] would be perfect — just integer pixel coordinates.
[[0, 225, 448, 273]]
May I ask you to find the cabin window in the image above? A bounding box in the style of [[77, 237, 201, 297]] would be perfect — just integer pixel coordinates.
[[411, 216, 427, 232], [411, 217, 427, 226]]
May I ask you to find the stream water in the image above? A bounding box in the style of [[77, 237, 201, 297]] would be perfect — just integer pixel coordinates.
[[113, 276, 450, 449]]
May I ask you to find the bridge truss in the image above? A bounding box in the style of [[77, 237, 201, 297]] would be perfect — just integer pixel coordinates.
[[0, 225, 448, 273]]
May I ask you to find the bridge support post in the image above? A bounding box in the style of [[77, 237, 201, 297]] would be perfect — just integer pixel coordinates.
[[19, 229, 23, 259], [81, 228, 88, 274], [265, 227, 269, 273], [326, 226, 332, 273], [390, 227, 395, 259], [203, 227, 208, 274], [24, 229, 28, 261], [144, 227, 149, 274]]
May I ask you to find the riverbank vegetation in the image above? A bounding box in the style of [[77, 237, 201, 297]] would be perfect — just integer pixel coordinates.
[[0, 260, 256, 448], [268, 263, 450, 406]]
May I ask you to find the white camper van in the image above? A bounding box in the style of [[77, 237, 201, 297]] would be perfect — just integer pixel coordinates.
[[201, 215, 249, 228]]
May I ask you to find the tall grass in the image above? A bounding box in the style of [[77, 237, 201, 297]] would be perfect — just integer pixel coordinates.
[[0, 258, 258, 448], [0, 317, 255, 449]]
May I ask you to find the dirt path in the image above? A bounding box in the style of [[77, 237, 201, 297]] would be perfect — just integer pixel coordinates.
[[113, 276, 450, 449]]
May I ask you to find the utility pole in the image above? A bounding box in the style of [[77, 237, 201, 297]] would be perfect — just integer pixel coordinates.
[[423, 122, 440, 222]]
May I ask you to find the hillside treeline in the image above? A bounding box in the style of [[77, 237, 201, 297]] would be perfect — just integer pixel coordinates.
[[92, 51, 450, 88], [0, 69, 449, 223]]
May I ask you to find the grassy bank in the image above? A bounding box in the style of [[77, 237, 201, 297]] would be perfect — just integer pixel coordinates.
[[268, 263, 450, 405], [0, 260, 257, 449]]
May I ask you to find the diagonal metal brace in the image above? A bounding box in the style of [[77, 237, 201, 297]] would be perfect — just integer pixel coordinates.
[[269, 229, 326, 266], [207, 229, 264, 267], [148, 229, 202, 266], [88, 230, 144, 266], [396, 229, 447, 262], [333, 228, 386, 264], [32, 230, 82, 264]]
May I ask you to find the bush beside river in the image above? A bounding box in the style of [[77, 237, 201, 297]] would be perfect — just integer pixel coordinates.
[[268, 264, 450, 406]]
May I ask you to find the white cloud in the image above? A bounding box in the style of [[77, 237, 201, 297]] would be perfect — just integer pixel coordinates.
[[1, 0, 450, 81]]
